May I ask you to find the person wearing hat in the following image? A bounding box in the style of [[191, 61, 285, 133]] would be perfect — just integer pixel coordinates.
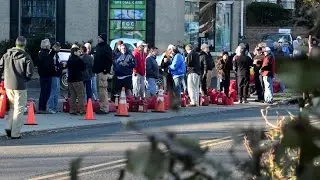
[[252, 46, 264, 102], [93, 34, 113, 114], [261, 47, 276, 104], [47, 42, 62, 114], [67, 45, 86, 115], [0, 36, 34, 139], [145, 47, 159, 97], [132, 40, 147, 97]]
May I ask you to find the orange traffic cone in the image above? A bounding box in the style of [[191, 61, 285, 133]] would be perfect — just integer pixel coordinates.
[[153, 86, 166, 113], [115, 87, 129, 117], [25, 102, 38, 125], [85, 98, 95, 120]]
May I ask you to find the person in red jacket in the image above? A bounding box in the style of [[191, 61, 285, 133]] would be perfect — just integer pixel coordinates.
[[132, 41, 147, 97], [261, 47, 276, 104]]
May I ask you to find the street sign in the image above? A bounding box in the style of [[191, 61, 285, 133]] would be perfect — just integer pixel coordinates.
[[279, 28, 291, 34]]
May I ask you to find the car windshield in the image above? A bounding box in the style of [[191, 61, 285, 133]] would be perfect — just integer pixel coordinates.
[[262, 34, 290, 43]]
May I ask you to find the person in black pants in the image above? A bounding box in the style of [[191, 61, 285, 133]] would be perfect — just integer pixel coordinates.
[[216, 51, 233, 97], [233, 47, 253, 103], [38, 39, 55, 113], [253, 46, 264, 102]]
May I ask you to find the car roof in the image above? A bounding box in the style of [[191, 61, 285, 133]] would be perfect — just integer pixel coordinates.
[[110, 38, 141, 50]]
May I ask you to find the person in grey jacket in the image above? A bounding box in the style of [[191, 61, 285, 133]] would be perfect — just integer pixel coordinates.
[[0, 36, 34, 139], [80, 45, 94, 101], [146, 47, 159, 97]]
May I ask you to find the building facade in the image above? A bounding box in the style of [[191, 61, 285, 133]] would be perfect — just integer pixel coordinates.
[[0, 0, 243, 52]]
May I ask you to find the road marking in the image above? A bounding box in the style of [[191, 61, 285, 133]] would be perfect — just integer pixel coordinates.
[[29, 159, 126, 180], [56, 164, 126, 180], [30, 120, 320, 179]]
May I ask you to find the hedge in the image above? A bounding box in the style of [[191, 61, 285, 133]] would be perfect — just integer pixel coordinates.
[[247, 2, 292, 26]]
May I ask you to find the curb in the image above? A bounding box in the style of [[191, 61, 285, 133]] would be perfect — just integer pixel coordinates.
[[0, 106, 260, 140]]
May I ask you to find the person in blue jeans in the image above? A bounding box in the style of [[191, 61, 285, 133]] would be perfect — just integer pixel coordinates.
[[38, 39, 55, 113], [47, 42, 62, 114], [84, 43, 98, 101], [168, 45, 186, 102], [146, 47, 159, 97], [80, 45, 94, 101]]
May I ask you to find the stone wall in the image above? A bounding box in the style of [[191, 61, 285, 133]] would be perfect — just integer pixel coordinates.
[[65, 0, 99, 44], [245, 26, 308, 49], [0, 0, 10, 41]]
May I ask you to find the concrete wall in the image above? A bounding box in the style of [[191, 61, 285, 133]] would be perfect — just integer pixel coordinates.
[[65, 0, 99, 44], [0, 0, 10, 41], [155, 0, 185, 52], [231, 1, 241, 52]]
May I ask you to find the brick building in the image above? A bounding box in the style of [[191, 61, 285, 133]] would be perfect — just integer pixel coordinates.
[[0, 0, 246, 52]]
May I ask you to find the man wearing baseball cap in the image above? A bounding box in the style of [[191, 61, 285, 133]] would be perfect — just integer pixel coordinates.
[[132, 40, 147, 97]]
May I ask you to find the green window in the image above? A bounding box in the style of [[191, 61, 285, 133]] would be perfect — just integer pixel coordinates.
[[109, 0, 146, 41]]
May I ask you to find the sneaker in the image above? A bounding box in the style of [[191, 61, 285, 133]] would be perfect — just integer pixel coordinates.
[[47, 109, 57, 114], [11, 136, 22, 140], [5, 129, 11, 138], [96, 110, 109, 114], [70, 112, 78, 115]]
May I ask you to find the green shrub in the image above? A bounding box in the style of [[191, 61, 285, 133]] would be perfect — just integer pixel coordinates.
[[246, 2, 292, 26]]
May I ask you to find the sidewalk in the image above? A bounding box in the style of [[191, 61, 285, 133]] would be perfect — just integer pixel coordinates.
[[0, 104, 262, 138]]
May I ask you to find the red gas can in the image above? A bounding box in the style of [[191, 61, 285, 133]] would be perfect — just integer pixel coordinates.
[[217, 92, 227, 105], [210, 89, 219, 104], [200, 95, 210, 106]]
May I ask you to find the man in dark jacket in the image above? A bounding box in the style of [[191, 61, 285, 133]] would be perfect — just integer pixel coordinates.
[[185, 44, 201, 106], [47, 42, 62, 114], [80, 45, 94, 101], [0, 36, 34, 139], [199, 44, 214, 95], [253, 46, 264, 102], [93, 34, 113, 114], [67, 46, 86, 115], [233, 46, 253, 103], [38, 39, 55, 113], [146, 47, 159, 97]]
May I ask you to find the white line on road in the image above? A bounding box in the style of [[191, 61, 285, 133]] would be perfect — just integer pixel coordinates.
[[56, 164, 126, 180], [29, 159, 127, 180]]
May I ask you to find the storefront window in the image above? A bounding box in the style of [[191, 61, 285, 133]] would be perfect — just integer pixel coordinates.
[[20, 0, 56, 40], [215, 2, 232, 52], [109, 0, 146, 41], [184, 1, 232, 52]]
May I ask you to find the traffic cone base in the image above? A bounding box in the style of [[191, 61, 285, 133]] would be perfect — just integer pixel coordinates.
[[115, 87, 130, 117], [25, 102, 38, 125], [84, 98, 95, 120]]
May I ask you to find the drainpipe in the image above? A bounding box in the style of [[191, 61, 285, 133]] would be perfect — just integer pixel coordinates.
[[240, 0, 244, 37]]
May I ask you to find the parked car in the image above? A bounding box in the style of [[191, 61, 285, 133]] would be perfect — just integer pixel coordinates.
[[57, 49, 70, 90], [260, 33, 293, 54]]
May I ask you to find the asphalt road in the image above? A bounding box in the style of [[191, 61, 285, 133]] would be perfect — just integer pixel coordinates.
[[0, 106, 302, 180]]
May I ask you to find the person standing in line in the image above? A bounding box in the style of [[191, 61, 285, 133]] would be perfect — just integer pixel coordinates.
[[84, 43, 98, 101], [92, 34, 113, 114], [67, 46, 86, 115], [38, 39, 55, 113], [0, 36, 34, 139], [199, 44, 214, 94], [185, 44, 200, 106], [215, 51, 232, 97], [81, 45, 94, 101], [160, 46, 174, 92], [169, 45, 186, 103], [233, 46, 253, 103], [114, 44, 136, 95], [261, 47, 276, 104], [145, 47, 159, 97], [47, 42, 62, 114], [132, 41, 147, 98], [111, 40, 123, 101], [252, 46, 264, 102]]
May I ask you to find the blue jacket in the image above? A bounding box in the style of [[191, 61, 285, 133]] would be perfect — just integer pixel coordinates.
[[114, 52, 136, 77], [169, 53, 186, 77]]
